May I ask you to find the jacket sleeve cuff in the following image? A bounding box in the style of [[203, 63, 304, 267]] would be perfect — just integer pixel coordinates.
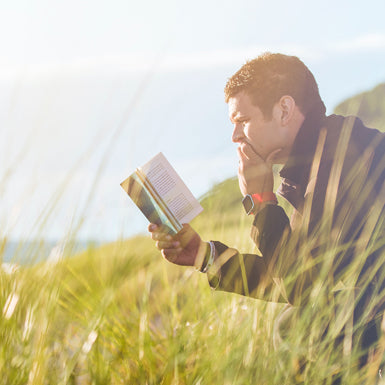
[[251, 204, 290, 257], [206, 240, 230, 290]]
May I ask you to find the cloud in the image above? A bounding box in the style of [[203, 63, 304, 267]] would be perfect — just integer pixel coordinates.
[[1, 33, 385, 81], [331, 33, 385, 53]]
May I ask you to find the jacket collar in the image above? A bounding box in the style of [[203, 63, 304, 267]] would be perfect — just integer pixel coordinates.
[[279, 112, 326, 190]]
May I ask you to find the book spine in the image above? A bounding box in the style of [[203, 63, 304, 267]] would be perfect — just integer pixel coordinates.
[[135, 168, 182, 232]]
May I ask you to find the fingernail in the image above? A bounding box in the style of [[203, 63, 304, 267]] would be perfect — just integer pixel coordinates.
[[173, 241, 180, 247], [165, 235, 172, 241]]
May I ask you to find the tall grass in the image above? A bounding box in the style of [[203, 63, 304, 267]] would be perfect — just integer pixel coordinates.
[[1, 173, 384, 384], [1, 129, 385, 383]]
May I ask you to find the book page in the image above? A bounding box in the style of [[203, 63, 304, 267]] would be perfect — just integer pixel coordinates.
[[138, 153, 203, 224]]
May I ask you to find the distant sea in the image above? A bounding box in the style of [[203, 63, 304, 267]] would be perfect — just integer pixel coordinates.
[[1, 240, 100, 265]]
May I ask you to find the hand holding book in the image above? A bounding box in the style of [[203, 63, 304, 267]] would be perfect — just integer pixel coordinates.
[[121, 153, 212, 272], [148, 223, 207, 268]]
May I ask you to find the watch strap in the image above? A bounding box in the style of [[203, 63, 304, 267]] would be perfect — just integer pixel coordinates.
[[243, 192, 278, 215], [250, 192, 277, 204]]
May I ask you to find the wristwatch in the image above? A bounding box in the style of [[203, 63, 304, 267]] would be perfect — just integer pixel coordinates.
[[242, 192, 278, 215]]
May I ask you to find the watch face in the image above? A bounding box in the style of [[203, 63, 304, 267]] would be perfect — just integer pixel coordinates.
[[242, 195, 254, 214]]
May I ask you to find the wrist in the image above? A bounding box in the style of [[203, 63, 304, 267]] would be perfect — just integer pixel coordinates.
[[194, 241, 210, 270], [242, 192, 278, 215], [195, 241, 216, 273]]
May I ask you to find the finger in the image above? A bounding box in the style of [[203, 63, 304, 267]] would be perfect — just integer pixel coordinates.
[[156, 240, 180, 250], [237, 145, 245, 159], [151, 232, 173, 241], [238, 159, 270, 179], [238, 143, 264, 163], [177, 223, 191, 234], [237, 144, 253, 161], [240, 144, 256, 160], [237, 144, 257, 159], [161, 248, 183, 262], [148, 223, 158, 232], [162, 248, 197, 266]]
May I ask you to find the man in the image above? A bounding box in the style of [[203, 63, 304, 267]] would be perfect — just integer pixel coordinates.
[[149, 53, 385, 376]]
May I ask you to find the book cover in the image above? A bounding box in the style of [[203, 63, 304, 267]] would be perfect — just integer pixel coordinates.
[[121, 153, 203, 235]]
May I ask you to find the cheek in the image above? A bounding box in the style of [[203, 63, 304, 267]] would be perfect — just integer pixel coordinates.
[[276, 128, 291, 147], [245, 126, 260, 143]]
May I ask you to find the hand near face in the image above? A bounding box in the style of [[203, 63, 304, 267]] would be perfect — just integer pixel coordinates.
[[237, 143, 281, 196], [148, 223, 205, 268]]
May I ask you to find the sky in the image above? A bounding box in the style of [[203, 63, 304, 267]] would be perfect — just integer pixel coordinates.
[[1, 0, 385, 243]]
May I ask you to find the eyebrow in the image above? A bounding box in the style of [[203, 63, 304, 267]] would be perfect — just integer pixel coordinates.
[[230, 113, 248, 123]]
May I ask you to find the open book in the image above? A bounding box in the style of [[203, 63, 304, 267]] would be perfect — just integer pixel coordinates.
[[120, 152, 203, 235]]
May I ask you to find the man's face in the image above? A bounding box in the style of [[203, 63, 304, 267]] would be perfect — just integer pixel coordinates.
[[228, 91, 296, 164]]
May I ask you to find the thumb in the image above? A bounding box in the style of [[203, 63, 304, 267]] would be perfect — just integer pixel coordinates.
[[265, 148, 282, 164]]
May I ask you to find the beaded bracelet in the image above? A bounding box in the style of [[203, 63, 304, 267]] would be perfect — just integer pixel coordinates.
[[199, 241, 216, 273]]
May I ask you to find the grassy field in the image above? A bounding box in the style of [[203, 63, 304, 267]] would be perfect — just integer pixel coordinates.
[[1, 177, 385, 384]]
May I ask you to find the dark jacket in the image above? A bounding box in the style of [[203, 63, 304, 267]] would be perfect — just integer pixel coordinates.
[[209, 114, 385, 322]]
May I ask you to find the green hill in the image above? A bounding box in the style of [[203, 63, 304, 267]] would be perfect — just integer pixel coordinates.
[[333, 83, 385, 131]]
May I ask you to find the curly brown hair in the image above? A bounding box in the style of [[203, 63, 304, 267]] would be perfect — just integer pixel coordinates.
[[224, 52, 326, 119]]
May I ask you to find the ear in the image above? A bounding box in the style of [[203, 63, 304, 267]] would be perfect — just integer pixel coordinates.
[[276, 95, 296, 126]]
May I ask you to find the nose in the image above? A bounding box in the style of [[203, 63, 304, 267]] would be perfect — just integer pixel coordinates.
[[232, 123, 244, 143]]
